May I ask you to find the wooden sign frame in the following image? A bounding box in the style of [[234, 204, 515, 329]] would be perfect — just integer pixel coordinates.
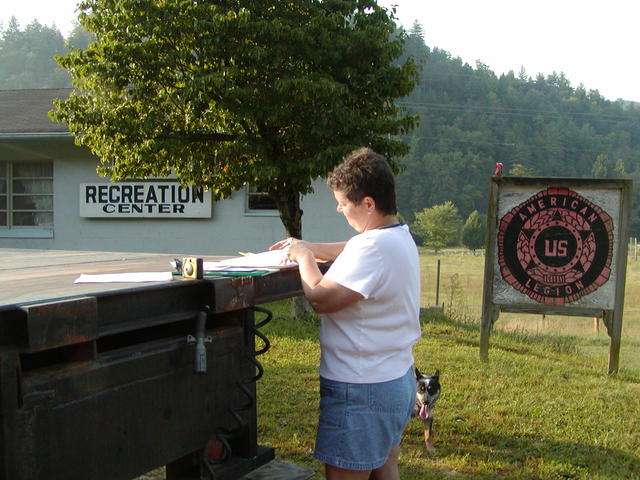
[[480, 177, 632, 374]]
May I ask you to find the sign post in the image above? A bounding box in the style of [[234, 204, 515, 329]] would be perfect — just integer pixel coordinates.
[[481, 177, 631, 374]]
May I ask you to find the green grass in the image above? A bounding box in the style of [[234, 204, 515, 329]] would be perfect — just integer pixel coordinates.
[[420, 249, 640, 373], [254, 303, 640, 480], [139, 251, 640, 479]]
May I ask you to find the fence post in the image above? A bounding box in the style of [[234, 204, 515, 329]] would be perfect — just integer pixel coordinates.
[[435, 259, 441, 307]]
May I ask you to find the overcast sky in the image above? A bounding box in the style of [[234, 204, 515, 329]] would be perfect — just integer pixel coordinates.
[[377, 0, 639, 102], [1, 0, 638, 102]]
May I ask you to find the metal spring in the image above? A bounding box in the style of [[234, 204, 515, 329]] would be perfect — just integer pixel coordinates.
[[203, 305, 273, 477]]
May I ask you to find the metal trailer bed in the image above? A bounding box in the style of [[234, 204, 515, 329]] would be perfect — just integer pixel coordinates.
[[0, 249, 305, 480]]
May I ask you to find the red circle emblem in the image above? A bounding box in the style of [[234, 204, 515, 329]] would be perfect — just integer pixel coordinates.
[[498, 187, 614, 305]]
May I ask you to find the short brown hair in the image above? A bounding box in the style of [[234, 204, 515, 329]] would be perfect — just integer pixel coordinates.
[[327, 147, 397, 215]]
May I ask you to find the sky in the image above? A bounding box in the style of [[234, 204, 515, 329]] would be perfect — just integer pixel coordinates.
[[1, 0, 638, 102]]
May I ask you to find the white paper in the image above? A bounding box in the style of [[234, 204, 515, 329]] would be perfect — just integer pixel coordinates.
[[204, 249, 297, 270], [74, 272, 174, 283]]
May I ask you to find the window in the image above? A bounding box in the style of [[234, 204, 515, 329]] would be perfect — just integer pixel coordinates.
[[245, 185, 277, 215], [0, 162, 5, 227], [0, 161, 54, 229]]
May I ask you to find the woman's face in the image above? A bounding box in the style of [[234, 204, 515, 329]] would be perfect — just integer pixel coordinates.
[[333, 189, 371, 233]]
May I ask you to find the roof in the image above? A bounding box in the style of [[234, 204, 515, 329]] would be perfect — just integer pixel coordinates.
[[0, 88, 72, 134]]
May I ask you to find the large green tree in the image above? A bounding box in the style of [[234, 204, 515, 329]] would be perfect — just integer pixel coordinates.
[[51, 0, 418, 238], [412, 201, 461, 253], [461, 210, 485, 254]]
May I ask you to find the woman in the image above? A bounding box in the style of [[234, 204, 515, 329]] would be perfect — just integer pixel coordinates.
[[270, 147, 421, 480]]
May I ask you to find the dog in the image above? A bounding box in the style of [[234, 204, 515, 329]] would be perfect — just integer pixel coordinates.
[[412, 367, 441, 452]]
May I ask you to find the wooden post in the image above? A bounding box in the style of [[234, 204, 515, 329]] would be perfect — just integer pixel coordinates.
[[480, 178, 499, 363], [435, 259, 441, 307], [480, 305, 498, 362], [604, 310, 622, 374], [608, 181, 631, 374]]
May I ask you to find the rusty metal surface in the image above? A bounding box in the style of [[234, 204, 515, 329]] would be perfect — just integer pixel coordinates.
[[0, 249, 306, 480], [0, 249, 307, 352], [6, 321, 253, 480], [21, 296, 98, 352]]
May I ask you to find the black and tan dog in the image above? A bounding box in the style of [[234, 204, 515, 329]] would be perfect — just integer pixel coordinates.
[[412, 367, 441, 452]]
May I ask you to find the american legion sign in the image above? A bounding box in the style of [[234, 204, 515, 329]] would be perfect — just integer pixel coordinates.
[[481, 177, 632, 374]]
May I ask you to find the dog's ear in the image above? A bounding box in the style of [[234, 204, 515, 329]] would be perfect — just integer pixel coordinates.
[[433, 369, 440, 378], [414, 366, 422, 378]]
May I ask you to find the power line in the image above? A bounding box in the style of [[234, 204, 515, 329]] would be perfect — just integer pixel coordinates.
[[409, 134, 611, 154], [397, 101, 637, 122]]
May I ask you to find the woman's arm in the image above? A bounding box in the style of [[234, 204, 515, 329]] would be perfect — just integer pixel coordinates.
[[288, 245, 362, 314], [270, 238, 346, 262]]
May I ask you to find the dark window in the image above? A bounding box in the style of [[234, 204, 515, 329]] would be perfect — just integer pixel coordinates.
[[246, 185, 277, 211]]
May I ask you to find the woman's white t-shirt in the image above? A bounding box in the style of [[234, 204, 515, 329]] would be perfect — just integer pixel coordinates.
[[320, 223, 421, 383]]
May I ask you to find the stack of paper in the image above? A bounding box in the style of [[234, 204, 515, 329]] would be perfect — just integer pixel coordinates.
[[74, 272, 173, 283], [204, 249, 297, 271], [74, 249, 296, 284]]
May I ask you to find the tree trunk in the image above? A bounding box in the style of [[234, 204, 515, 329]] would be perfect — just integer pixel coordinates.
[[290, 295, 313, 318], [273, 189, 311, 317], [274, 190, 303, 239]]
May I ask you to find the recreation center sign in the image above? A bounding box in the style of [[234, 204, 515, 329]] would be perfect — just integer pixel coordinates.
[[79, 182, 212, 218]]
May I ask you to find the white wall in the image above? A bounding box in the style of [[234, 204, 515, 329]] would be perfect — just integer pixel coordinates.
[[0, 142, 354, 255]]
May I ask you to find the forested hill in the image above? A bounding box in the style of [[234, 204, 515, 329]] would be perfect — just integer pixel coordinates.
[[2, 19, 639, 234], [0, 18, 93, 89], [395, 25, 640, 236]]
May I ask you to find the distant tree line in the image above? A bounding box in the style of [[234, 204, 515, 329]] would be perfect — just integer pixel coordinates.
[[0, 17, 93, 89], [2, 15, 639, 244], [396, 21, 640, 242]]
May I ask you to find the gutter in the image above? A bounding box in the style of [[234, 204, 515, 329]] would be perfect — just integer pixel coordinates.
[[0, 132, 71, 139]]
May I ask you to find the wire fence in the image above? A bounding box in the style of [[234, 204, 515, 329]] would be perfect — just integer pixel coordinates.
[[420, 247, 640, 339]]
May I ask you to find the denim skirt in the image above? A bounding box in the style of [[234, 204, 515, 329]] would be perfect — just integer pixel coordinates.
[[313, 366, 416, 471]]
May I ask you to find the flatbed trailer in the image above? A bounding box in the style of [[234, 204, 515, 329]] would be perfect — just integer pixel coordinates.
[[0, 249, 304, 480]]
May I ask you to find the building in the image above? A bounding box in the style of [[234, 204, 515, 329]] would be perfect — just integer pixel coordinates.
[[0, 89, 352, 255]]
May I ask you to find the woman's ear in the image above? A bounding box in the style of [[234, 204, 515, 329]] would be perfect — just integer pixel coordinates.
[[363, 196, 376, 212]]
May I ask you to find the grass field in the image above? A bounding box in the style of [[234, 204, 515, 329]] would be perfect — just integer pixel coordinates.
[[252, 302, 639, 480], [419, 249, 640, 373], [138, 251, 640, 479]]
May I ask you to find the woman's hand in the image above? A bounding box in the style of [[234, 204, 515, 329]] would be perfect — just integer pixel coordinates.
[[269, 237, 346, 262], [268, 237, 311, 264], [269, 237, 297, 251], [285, 242, 314, 264], [269, 238, 311, 258]]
